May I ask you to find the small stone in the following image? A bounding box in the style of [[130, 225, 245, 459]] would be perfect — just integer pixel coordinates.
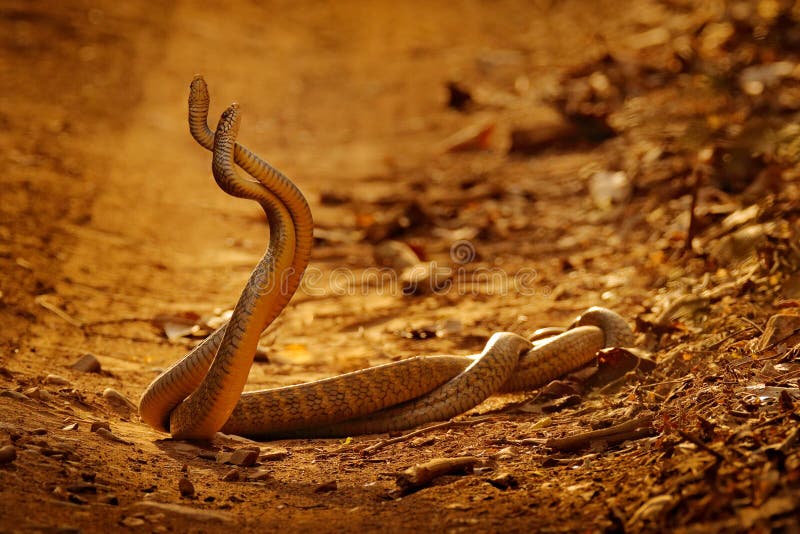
[[314, 480, 337, 493], [67, 483, 97, 494], [493, 446, 517, 460], [94, 427, 132, 445], [588, 171, 631, 210], [222, 468, 241, 482], [400, 261, 450, 296], [122, 517, 146, 528], [102, 388, 136, 410], [487, 472, 518, 490], [0, 445, 17, 464], [90, 421, 111, 433], [44, 374, 72, 387], [374, 240, 421, 272], [71, 353, 102, 373], [435, 319, 462, 338], [68, 494, 88, 505], [218, 447, 259, 467], [178, 477, 195, 498], [101, 494, 119, 506], [247, 469, 272, 482], [258, 447, 288, 461], [30, 428, 47, 435], [62, 423, 79, 431], [0, 390, 29, 401], [174, 443, 200, 456], [132, 501, 233, 522], [25, 387, 55, 402]]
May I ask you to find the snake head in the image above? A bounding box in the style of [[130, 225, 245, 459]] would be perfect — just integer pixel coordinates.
[[215, 103, 241, 137], [189, 74, 210, 107]]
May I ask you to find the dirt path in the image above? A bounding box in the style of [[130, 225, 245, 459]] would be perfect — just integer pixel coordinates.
[[2, 1, 799, 532]]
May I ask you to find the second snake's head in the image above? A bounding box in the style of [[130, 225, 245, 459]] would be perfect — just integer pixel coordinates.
[[215, 103, 241, 139]]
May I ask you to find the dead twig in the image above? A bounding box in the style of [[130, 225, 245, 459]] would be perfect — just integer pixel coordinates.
[[489, 437, 545, 446], [395, 456, 479, 493], [683, 164, 702, 253], [545, 413, 655, 452], [362, 416, 495, 455], [34, 295, 82, 327]]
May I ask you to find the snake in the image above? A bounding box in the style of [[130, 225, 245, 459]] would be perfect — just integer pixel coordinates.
[[138, 76, 634, 441]]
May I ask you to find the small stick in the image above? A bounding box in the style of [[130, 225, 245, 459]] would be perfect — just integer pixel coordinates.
[[395, 456, 479, 493], [362, 416, 495, 455], [34, 295, 82, 327], [545, 414, 655, 452]]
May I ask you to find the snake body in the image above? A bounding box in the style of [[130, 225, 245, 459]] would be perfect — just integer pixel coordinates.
[[138, 77, 634, 440]]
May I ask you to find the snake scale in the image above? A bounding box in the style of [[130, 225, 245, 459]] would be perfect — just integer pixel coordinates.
[[138, 76, 634, 440]]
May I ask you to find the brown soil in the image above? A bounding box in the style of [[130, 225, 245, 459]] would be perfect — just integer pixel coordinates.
[[1, 1, 799, 532]]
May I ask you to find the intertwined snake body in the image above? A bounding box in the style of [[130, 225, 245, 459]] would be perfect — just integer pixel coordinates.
[[138, 77, 634, 440]]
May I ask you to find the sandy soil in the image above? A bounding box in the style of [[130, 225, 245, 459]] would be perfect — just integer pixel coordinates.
[[1, 1, 799, 532]]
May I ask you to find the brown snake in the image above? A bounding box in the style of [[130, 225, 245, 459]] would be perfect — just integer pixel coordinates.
[[138, 76, 634, 440]]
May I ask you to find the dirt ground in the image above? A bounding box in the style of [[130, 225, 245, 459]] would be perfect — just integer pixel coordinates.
[[1, 0, 800, 532]]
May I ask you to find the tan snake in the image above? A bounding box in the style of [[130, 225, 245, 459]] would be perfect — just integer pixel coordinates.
[[138, 76, 634, 440]]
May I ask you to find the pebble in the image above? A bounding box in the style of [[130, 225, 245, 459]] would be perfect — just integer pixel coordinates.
[[24, 387, 55, 402], [493, 446, 517, 460], [90, 421, 111, 433], [259, 446, 288, 461], [94, 427, 132, 445], [44, 374, 72, 387], [132, 501, 233, 522], [410, 436, 436, 447], [68, 493, 88, 505], [222, 468, 241, 482], [174, 443, 200, 456], [70, 353, 102, 373], [488, 472, 518, 490], [217, 447, 259, 467], [247, 469, 272, 482], [178, 477, 195, 498], [198, 450, 217, 461], [102, 388, 136, 410], [709, 223, 771, 264], [62, 423, 79, 431], [373, 240, 421, 272], [0, 390, 30, 401], [400, 261, 450, 296], [314, 480, 338, 493], [588, 170, 631, 210], [67, 483, 97, 494], [0, 445, 17, 464], [121, 517, 146, 528]]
